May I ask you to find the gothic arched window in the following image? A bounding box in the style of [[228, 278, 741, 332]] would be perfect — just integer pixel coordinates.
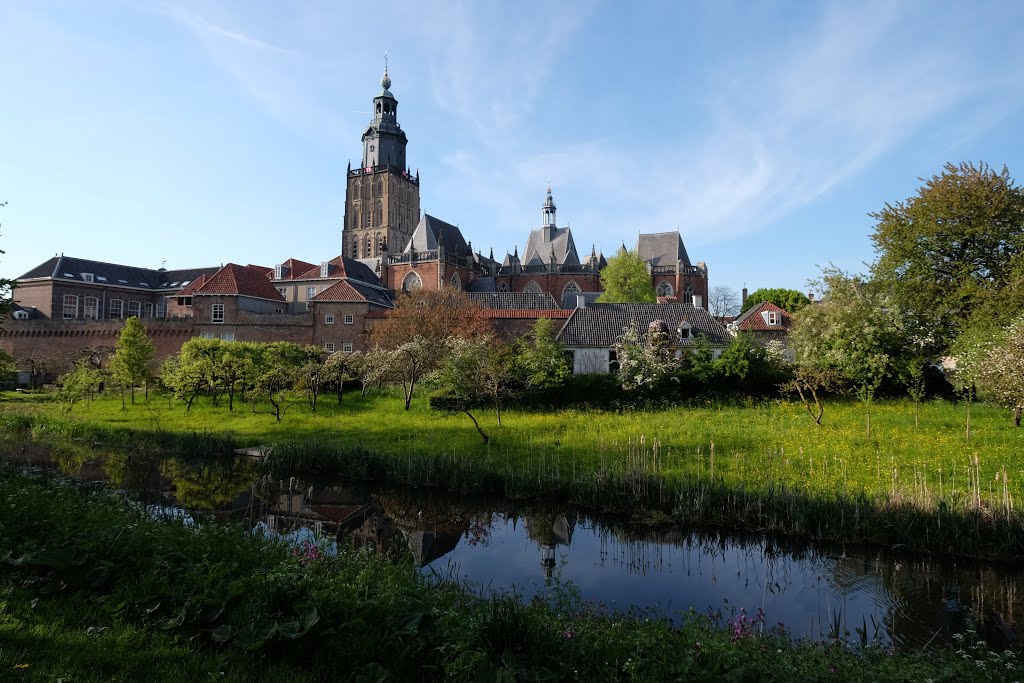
[[351, 239, 359, 258], [402, 271, 422, 292], [683, 284, 694, 304], [450, 273, 462, 291], [374, 232, 383, 257], [374, 200, 383, 227], [373, 178, 383, 197], [656, 281, 674, 298], [497, 282, 511, 293], [524, 281, 542, 294], [365, 235, 372, 257], [562, 281, 581, 298]]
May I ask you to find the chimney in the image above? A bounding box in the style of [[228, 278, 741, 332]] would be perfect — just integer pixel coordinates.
[[576, 294, 586, 309], [693, 294, 703, 309], [741, 287, 748, 307]]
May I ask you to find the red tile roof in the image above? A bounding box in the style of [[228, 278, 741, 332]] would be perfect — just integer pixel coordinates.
[[195, 264, 286, 301], [296, 255, 345, 280], [313, 280, 365, 302], [735, 301, 791, 331], [247, 264, 273, 277], [276, 258, 317, 281]]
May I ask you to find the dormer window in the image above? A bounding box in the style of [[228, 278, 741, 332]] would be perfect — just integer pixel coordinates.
[[82, 273, 94, 283], [320, 261, 330, 278], [274, 264, 284, 280], [764, 311, 779, 326]]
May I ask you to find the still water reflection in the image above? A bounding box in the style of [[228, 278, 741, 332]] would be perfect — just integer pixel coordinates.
[[6, 447, 1021, 651]]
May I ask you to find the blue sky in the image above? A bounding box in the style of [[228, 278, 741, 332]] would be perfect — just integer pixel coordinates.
[[2, 1, 1023, 295]]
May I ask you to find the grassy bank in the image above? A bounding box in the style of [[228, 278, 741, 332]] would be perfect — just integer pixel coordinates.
[[4, 392, 1024, 559], [1, 467, 1019, 681]]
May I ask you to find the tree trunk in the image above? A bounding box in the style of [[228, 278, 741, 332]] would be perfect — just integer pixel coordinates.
[[494, 396, 502, 427], [463, 409, 490, 445], [915, 400, 920, 428], [866, 407, 871, 438], [1014, 404, 1022, 427], [130, 383, 136, 404]]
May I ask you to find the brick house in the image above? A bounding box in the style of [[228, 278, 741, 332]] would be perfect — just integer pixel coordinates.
[[729, 301, 792, 348]]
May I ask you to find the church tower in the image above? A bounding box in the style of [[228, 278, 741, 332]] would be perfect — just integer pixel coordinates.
[[343, 68, 421, 261]]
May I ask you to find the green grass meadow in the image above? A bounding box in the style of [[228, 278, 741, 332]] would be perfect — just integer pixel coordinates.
[[4, 390, 1024, 558], [13, 391, 1024, 507]]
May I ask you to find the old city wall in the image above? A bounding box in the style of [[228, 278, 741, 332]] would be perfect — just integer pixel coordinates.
[[0, 319, 194, 363]]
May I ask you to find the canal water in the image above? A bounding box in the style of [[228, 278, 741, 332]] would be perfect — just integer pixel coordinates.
[[4, 447, 1020, 651]]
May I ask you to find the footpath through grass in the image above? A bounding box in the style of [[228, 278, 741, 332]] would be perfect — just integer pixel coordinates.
[[1, 467, 1020, 682], [5, 391, 1024, 559]]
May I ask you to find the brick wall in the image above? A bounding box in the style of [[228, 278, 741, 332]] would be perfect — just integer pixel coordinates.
[[0, 318, 195, 372]]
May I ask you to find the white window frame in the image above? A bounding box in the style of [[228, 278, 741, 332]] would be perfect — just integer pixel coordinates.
[[211, 303, 225, 324], [344, 314, 354, 325], [83, 296, 99, 320], [767, 311, 779, 325], [109, 299, 124, 319], [62, 294, 78, 320], [127, 301, 141, 318], [278, 287, 288, 297], [200, 332, 215, 339], [320, 262, 330, 278], [274, 265, 284, 280], [81, 273, 94, 283], [325, 342, 335, 353], [342, 342, 353, 353], [143, 302, 153, 318], [306, 286, 317, 300], [220, 332, 235, 342], [325, 313, 335, 324]]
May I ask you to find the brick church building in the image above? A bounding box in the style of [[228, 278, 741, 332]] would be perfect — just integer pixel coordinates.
[[3, 69, 710, 368]]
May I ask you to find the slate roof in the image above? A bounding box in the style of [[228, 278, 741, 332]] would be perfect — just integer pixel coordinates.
[[467, 292, 560, 310], [175, 274, 209, 296], [636, 232, 691, 268], [522, 226, 580, 267], [404, 214, 470, 255], [465, 276, 496, 293], [733, 301, 791, 331], [312, 279, 393, 308], [558, 303, 731, 348], [292, 256, 382, 287], [194, 264, 286, 301], [16, 255, 219, 292]]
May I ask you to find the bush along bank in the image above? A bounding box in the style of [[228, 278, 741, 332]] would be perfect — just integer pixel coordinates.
[[3, 409, 1024, 563], [1, 467, 1021, 682]]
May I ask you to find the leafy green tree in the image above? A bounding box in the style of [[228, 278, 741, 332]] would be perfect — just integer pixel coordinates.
[[515, 318, 571, 391], [0, 348, 14, 384], [435, 335, 515, 441], [296, 345, 328, 412], [109, 317, 155, 405], [870, 162, 1024, 353], [789, 270, 906, 393], [249, 342, 305, 421], [324, 350, 357, 404], [57, 361, 104, 411], [390, 336, 436, 411], [739, 287, 811, 314], [597, 247, 656, 303]]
